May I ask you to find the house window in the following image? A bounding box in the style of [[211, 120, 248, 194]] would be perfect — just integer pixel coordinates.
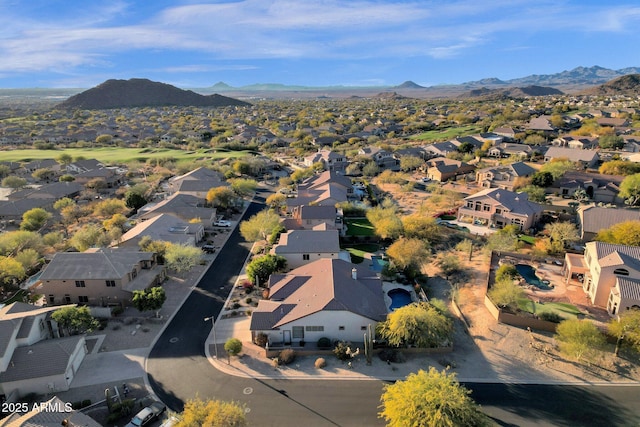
[[466, 201, 473, 208], [495, 208, 502, 215], [483, 204, 491, 212], [292, 326, 304, 339], [614, 268, 629, 276], [338, 326, 345, 331], [305, 326, 324, 332], [303, 254, 310, 260], [361, 326, 367, 331], [106, 280, 116, 287], [75, 280, 86, 287], [78, 296, 89, 303], [64, 295, 71, 304], [48, 295, 55, 304]]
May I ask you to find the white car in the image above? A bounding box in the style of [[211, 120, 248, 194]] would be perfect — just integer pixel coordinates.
[[213, 220, 231, 227], [126, 402, 166, 427]]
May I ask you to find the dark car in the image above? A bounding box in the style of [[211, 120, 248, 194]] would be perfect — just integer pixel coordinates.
[[201, 244, 216, 254], [125, 401, 166, 427]]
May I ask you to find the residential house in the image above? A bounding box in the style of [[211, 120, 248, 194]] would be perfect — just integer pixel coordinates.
[[304, 148, 348, 172], [20, 159, 61, 176], [551, 136, 598, 150], [0, 199, 49, 223], [138, 193, 217, 228], [35, 248, 165, 307], [118, 213, 205, 249], [424, 158, 475, 182], [543, 146, 599, 168], [66, 159, 103, 174], [551, 171, 623, 203], [597, 117, 629, 128], [457, 188, 543, 231], [563, 242, 640, 314], [577, 205, 640, 241], [282, 205, 344, 234], [451, 136, 484, 151], [286, 171, 354, 211], [527, 116, 556, 133], [492, 127, 518, 140], [422, 141, 459, 159], [487, 143, 533, 159], [249, 258, 388, 346], [475, 162, 536, 191], [167, 167, 227, 199], [271, 229, 345, 270], [6, 181, 83, 202], [73, 167, 123, 189], [0, 303, 86, 399], [358, 146, 399, 170]]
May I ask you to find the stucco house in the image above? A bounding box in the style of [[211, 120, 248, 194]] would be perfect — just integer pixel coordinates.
[[457, 188, 543, 231], [563, 242, 640, 315], [117, 213, 205, 249], [138, 193, 217, 228], [0, 303, 86, 400], [543, 146, 599, 168], [424, 158, 475, 182], [167, 167, 227, 199], [577, 205, 640, 241], [550, 171, 623, 204], [35, 248, 165, 308], [250, 259, 387, 346], [358, 146, 400, 170], [487, 143, 533, 159], [304, 148, 348, 172], [475, 162, 536, 191], [281, 205, 344, 234], [271, 229, 346, 270], [286, 170, 354, 211]]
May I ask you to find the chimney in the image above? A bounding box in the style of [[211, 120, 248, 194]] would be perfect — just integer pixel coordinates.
[[351, 268, 358, 280]]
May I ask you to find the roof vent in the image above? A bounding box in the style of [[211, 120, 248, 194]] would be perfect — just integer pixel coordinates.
[[351, 268, 358, 280]]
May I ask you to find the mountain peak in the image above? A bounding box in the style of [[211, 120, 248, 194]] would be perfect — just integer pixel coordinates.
[[394, 81, 425, 89]]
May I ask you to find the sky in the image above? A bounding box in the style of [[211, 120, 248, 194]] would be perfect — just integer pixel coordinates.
[[1, 0, 639, 89]]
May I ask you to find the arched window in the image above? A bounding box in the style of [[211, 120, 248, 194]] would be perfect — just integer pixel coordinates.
[[614, 268, 629, 276]]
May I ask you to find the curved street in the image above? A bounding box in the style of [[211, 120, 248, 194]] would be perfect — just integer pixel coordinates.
[[146, 191, 640, 427]]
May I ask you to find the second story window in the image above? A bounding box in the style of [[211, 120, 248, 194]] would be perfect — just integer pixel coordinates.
[[106, 280, 116, 287], [75, 280, 85, 287], [303, 254, 310, 260]]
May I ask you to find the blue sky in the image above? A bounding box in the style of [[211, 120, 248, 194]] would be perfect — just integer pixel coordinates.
[[1, 0, 639, 88]]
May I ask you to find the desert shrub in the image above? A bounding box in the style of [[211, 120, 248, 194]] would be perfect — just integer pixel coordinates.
[[111, 306, 124, 316], [539, 311, 563, 323], [378, 349, 406, 363], [333, 340, 353, 361], [245, 297, 253, 304], [495, 264, 519, 282], [278, 348, 296, 365], [232, 302, 241, 309], [255, 332, 268, 347], [317, 337, 331, 348], [315, 357, 327, 369], [241, 279, 254, 293]]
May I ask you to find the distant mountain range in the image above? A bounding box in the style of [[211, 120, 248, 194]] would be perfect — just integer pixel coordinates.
[[56, 78, 250, 109]]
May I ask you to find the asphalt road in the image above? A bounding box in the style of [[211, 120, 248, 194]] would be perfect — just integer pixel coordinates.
[[146, 190, 640, 427]]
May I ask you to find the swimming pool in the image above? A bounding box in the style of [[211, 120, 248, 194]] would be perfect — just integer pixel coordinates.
[[388, 288, 413, 310], [515, 264, 551, 290], [370, 255, 389, 273]]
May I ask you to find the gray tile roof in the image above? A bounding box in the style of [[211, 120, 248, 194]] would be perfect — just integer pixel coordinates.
[[251, 259, 387, 331], [465, 188, 543, 217], [39, 249, 154, 281], [273, 230, 340, 254], [589, 241, 640, 264], [579, 206, 640, 235], [616, 277, 640, 301], [545, 146, 599, 162], [296, 205, 337, 220], [0, 335, 83, 382], [0, 319, 19, 359]]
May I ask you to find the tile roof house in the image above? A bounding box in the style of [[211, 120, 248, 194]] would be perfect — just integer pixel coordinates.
[[73, 167, 123, 189], [117, 213, 205, 249], [422, 141, 459, 159], [475, 162, 536, 191], [138, 193, 217, 228], [487, 143, 533, 159], [250, 259, 388, 346], [35, 248, 165, 308], [167, 167, 228, 199], [303, 148, 348, 172], [358, 146, 400, 170], [0, 303, 86, 399], [457, 188, 543, 231], [286, 171, 354, 211], [577, 206, 640, 241], [281, 205, 345, 234], [271, 229, 346, 270], [424, 158, 475, 182], [66, 158, 103, 174], [543, 146, 599, 168], [564, 242, 640, 315], [551, 171, 623, 204]]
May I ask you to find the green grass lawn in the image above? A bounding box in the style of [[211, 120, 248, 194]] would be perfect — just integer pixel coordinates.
[[1, 289, 28, 305], [517, 298, 584, 320], [341, 243, 380, 264], [0, 147, 250, 164], [345, 218, 375, 236], [518, 235, 537, 245], [409, 125, 483, 143]]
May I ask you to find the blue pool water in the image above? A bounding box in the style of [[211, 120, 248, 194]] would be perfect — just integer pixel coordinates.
[[388, 288, 412, 310], [370, 255, 389, 272], [515, 264, 551, 290]]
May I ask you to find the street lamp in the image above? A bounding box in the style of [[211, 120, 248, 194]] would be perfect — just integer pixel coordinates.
[[204, 316, 219, 359]]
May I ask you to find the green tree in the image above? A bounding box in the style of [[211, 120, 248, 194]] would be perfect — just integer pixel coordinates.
[[57, 153, 73, 164], [124, 191, 147, 211], [401, 215, 440, 242], [486, 225, 520, 252], [379, 367, 489, 427], [609, 309, 640, 355], [265, 193, 287, 211], [174, 397, 246, 427], [599, 160, 640, 176], [230, 178, 257, 198], [165, 243, 202, 273], [206, 186, 237, 210], [518, 185, 546, 203], [290, 167, 315, 183], [399, 155, 423, 172], [224, 338, 243, 364], [70, 224, 110, 251], [366, 205, 403, 240], [555, 318, 605, 362], [488, 277, 524, 308], [0, 256, 26, 286], [93, 198, 128, 217], [245, 254, 287, 286], [103, 213, 128, 233], [14, 248, 40, 271], [1, 176, 27, 192], [59, 174, 76, 182], [531, 171, 554, 187], [20, 208, 52, 231], [545, 221, 579, 252], [495, 264, 518, 282], [540, 159, 578, 180], [386, 237, 429, 278], [51, 306, 100, 335], [239, 209, 281, 242], [53, 197, 75, 211], [595, 220, 640, 246], [377, 301, 452, 348], [0, 230, 43, 257], [598, 134, 624, 150], [362, 162, 380, 177], [32, 168, 55, 182], [439, 254, 461, 280], [619, 173, 640, 206], [131, 286, 166, 318]]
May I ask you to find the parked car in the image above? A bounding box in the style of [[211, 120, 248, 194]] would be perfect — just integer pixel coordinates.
[[126, 401, 166, 427], [201, 244, 216, 253], [213, 219, 231, 227]]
